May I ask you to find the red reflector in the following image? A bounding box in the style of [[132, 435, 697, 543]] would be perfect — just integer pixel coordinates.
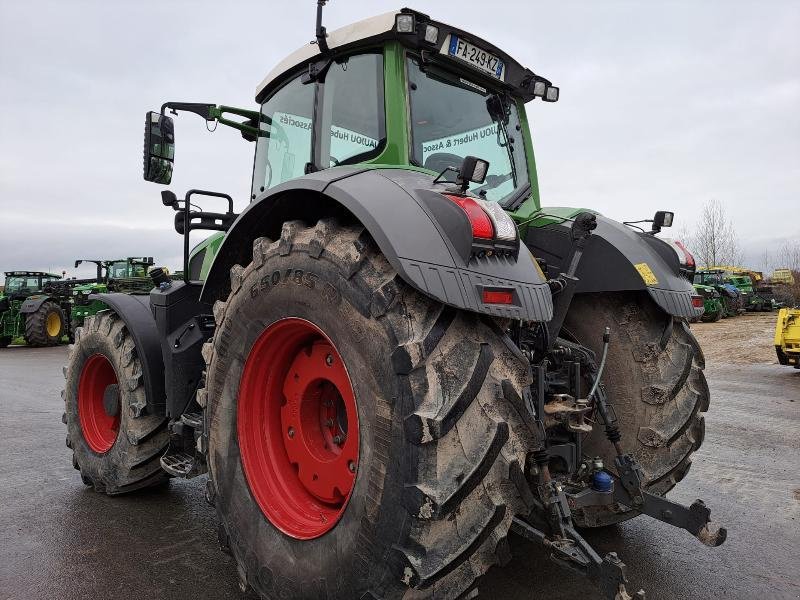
[[443, 194, 494, 239], [691, 295, 704, 309], [482, 289, 514, 305]]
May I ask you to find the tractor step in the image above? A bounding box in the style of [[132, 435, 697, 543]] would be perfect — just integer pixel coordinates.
[[160, 451, 197, 477]]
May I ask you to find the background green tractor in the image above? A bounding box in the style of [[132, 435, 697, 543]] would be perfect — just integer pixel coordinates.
[[694, 268, 742, 317], [723, 273, 763, 311], [62, 6, 723, 599], [691, 283, 723, 322], [69, 257, 155, 330], [0, 271, 69, 347]]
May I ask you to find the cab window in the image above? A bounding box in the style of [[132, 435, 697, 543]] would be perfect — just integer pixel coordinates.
[[319, 53, 385, 168], [253, 76, 315, 193]]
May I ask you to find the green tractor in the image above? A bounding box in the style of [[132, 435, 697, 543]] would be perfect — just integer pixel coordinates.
[[723, 273, 762, 311], [69, 257, 155, 331], [61, 6, 724, 599], [0, 271, 69, 347], [694, 268, 742, 317], [692, 283, 723, 322]]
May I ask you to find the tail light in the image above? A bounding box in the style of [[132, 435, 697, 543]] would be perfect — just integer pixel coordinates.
[[442, 193, 519, 257], [444, 195, 494, 240], [691, 295, 704, 309]]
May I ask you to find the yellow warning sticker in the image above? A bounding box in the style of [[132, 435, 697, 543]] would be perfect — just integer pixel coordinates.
[[634, 262, 659, 286]]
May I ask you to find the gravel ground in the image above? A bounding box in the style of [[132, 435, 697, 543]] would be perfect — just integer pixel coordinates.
[[0, 312, 798, 600], [690, 311, 782, 366]]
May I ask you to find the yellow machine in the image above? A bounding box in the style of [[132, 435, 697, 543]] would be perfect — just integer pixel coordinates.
[[771, 268, 796, 286], [774, 308, 800, 368]]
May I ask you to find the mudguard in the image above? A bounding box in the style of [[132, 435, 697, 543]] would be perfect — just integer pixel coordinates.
[[90, 293, 166, 413], [201, 167, 553, 322], [19, 295, 49, 314], [525, 214, 698, 319]]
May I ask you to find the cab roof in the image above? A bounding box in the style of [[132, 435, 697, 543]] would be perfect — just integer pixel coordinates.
[[5, 271, 61, 278], [255, 8, 556, 103]]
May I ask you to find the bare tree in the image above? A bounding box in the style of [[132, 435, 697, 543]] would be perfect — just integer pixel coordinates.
[[690, 199, 741, 267], [776, 239, 800, 271], [760, 248, 772, 274]]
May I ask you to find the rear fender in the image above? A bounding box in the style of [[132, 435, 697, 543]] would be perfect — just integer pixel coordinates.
[[19, 295, 49, 314], [90, 293, 166, 414], [201, 167, 553, 322], [525, 215, 699, 318]]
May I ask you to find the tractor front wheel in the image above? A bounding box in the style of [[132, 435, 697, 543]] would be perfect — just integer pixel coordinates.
[[25, 300, 65, 346], [63, 313, 169, 494], [203, 219, 536, 599]]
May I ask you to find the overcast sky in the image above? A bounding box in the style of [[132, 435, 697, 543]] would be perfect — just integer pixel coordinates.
[[1, 0, 798, 279]]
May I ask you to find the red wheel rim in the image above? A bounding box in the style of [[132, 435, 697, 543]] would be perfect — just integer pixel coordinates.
[[238, 318, 360, 539], [78, 354, 120, 454]]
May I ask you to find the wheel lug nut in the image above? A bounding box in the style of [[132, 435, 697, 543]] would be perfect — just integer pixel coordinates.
[[287, 427, 295, 438], [348, 461, 356, 473], [333, 434, 343, 445], [325, 354, 334, 366], [325, 418, 334, 427]]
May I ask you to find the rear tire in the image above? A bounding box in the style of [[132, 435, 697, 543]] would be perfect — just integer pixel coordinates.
[[203, 219, 536, 600], [0, 336, 11, 348], [563, 293, 709, 527], [63, 312, 169, 494], [25, 300, 65, 346]]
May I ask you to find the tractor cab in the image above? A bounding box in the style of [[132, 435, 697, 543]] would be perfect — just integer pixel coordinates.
[[3, 271, 61, 300], [106, 257, 154, 279], [145, 9, 558, 214], [249, 9, 556, 208]]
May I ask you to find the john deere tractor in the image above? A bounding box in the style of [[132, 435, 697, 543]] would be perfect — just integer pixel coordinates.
[[0, 271, 68, 347], [694, 268, 742, 317], [69, 257, 155, 331], [692, 283, 724, 322], [62, 6, 723, 599]]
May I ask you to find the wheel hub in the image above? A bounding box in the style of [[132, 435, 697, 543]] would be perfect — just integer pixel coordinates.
[[46, 312, 61, 337], [238, 318, 359, 539], [78, 354, 120, 454], [281, 341, 356, 504]]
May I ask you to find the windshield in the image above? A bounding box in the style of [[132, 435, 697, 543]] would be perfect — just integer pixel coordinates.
[[109, 262, 129, 278], [5, 276, 39, 292], [406, 56, 529, 204]]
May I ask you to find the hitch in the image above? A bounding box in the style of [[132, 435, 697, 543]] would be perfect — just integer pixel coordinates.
[[612, 454, 727, 547], [512, 516, 646, 600]]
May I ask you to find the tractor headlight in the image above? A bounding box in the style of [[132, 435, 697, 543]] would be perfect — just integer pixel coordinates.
[[395, 13, 415, 33], [424, 24, 439, 44]]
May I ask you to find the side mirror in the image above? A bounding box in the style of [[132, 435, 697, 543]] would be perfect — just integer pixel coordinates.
[[143, 111, 175, 184], [653, 211, 674, 231], [161, 190, 179, 209]]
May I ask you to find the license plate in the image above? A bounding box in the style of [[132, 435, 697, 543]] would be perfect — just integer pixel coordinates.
[[445, 35, 505, 81]]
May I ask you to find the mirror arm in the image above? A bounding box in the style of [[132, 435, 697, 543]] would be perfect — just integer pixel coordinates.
[[160, 103, 262, 139], [161, 102, 216, 120], [211, 106, 263, 139]]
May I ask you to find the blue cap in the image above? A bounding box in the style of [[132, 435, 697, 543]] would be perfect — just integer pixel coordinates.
[[592, 471, 614, 493]]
